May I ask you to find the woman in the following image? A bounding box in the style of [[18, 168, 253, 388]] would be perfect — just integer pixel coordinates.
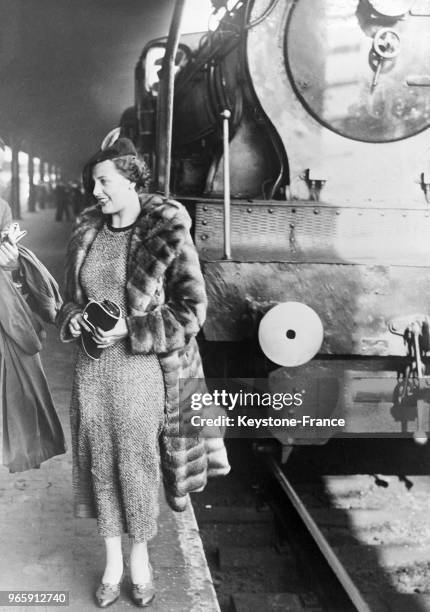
[[57, 137, 229, 608]]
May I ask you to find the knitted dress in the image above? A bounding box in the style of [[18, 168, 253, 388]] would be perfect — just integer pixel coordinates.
[[70, 222, 165, 542]]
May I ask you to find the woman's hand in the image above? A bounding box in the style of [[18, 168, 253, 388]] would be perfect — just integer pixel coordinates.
[[93, 317, 129, 349], [0, 240, 19, 270], [68, 312, 92, 338]]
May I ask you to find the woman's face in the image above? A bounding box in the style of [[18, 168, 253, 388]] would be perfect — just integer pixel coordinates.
[[92, 160, 133, 214]]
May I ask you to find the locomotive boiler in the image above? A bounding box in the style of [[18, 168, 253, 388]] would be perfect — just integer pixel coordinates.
[[122, 0, 430, 452]]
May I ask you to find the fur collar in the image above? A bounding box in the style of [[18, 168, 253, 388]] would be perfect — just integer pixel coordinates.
[[65, 194, 191, 315]]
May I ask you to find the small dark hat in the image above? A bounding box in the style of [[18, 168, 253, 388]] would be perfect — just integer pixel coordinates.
[[87, 137, 138, 167], [82, 136, 141, 194]]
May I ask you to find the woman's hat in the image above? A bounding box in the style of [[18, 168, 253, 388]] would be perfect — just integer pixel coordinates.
[[82, 133, 139, 193], [87, 137, 138, 167]]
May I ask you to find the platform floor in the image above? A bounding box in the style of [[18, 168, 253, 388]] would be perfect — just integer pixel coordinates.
[[0, 208, 220, 612]]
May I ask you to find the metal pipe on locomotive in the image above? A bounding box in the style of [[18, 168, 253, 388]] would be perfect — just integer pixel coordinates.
[[121, 0, 430, 453]]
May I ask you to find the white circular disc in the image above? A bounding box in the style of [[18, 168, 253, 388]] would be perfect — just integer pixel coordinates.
[[369, 0, 412, 17], [258, 302, 324, 367]]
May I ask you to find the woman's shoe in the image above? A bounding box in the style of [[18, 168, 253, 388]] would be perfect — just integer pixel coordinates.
[[95, 574, 123, 608], [130, 564, 155, 607]]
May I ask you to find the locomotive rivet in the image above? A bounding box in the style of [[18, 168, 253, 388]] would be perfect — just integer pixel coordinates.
[[202, 220, 207, 225], [291, 208, 296, 213], [402, 213, 407, 217], [290, 223, 295, 229], [268, 208, 274, 214], [203, 206, 208, 211], [313, 208, 319, 215], [335, 210, 340, 215], [247, 208, 252, 213], [380, 212, 385, 216], [201, 234, 208, 241]]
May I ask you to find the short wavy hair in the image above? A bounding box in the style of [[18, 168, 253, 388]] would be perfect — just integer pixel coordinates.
[[112, 155, 151, 190]]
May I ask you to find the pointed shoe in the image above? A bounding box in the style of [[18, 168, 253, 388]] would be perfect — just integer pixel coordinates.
[[130, 565, 155, 607], [95, 576, 122, 608]]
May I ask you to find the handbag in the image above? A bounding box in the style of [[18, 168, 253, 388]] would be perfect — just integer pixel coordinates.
[[81, 299, 122, 360]]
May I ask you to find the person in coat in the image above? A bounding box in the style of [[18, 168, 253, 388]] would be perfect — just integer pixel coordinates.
[[56, 137, 229, 608], [0, 240, 65, 472], [0, 133, 65, 473]]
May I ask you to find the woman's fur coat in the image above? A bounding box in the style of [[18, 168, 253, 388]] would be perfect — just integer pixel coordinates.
[[57, 194, 230, 512]]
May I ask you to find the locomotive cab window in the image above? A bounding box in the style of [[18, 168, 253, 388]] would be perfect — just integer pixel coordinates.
[[143, 44, 190, 96]]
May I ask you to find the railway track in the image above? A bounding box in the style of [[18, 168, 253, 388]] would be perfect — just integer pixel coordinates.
[[192, 440, 326, 612], [263, 450, 430, 612]]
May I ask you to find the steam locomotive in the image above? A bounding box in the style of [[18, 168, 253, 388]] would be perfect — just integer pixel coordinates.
[[121, 0, 430, 453]]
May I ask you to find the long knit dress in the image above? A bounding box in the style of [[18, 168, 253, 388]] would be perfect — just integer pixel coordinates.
[[70, 222, 165, 542]]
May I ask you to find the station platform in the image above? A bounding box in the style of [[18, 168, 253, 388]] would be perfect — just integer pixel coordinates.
[[0, 208, 220, 612]]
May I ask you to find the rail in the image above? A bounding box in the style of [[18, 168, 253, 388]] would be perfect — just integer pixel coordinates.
[[264, 454, 372, 612]]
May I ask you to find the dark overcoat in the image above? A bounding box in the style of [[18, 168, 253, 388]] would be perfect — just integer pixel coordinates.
[[0, 250, 65, 473], [57, 194, 230, 512]]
